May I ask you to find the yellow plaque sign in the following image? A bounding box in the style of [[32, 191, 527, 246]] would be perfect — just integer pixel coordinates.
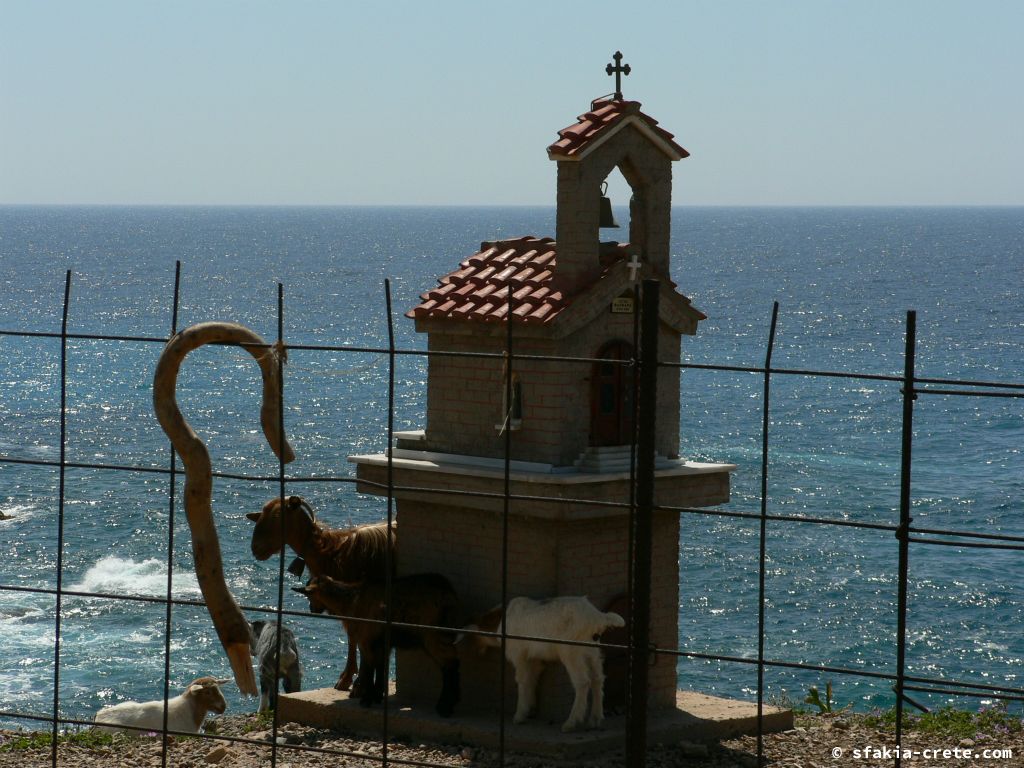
[[611, 297, 634, 314]]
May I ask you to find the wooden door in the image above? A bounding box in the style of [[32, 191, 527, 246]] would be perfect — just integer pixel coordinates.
[[590, 340, 635, 446]]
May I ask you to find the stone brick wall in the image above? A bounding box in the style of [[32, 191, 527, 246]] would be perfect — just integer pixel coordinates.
[[649, 511, 682, 706], [555, 123, 674, 295], [422, 316, 683, 466], [393, 497, 681, 717], [422, 333, 505, 456]]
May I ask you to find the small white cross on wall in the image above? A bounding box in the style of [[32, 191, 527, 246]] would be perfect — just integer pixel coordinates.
[[626, 253, 642, 282]]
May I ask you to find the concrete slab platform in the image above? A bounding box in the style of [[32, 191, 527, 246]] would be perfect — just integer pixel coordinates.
[[277, 687, 793, 759]]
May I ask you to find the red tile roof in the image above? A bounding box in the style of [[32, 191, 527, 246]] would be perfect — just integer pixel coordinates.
[[407, 237, 635, 325], [547, 97, 689, 161]]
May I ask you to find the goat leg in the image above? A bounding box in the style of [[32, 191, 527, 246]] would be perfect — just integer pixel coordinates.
[[586, 652, 605, 729], [512, 658, 542, 724], [335, 622, 358, 691], [356, 641, 380, 708], [560, 654, 592, 732], [370, 640, 390, 707], [435, 659, 460, 718], [258, 688, 271, 714], [334, 670, 353, 690], [283, 665, 302, 694], [424, 631, 460, 717]]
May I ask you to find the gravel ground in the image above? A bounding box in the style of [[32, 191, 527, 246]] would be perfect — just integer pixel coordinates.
[[3, 712, 1023, 767]]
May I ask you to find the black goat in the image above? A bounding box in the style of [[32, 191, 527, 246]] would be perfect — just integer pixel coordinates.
[[294, 573, 460, 717]]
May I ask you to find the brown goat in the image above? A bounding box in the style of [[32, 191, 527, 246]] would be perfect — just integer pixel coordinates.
[[247, 495, 395, 692], [294, 573, 460, 717]]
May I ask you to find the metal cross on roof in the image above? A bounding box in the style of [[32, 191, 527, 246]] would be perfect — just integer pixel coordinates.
[[627, 253, 642, 282], [606, 51, 631, 100]]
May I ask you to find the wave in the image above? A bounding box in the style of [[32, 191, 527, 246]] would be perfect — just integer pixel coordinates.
[[68, 556, 201, 598], [0, 502, 37, 523]]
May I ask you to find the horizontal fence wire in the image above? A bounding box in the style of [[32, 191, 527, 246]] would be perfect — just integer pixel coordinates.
[[4, 326, 1023, 393], [13, 454, 1024, 553], [9, 571, 1024, 705], [0, 271, 1021, 768], [9, 447, 1024, 548]]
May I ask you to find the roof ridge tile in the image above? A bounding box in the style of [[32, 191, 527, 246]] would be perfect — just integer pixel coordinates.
[[549, 97, 688, 160]]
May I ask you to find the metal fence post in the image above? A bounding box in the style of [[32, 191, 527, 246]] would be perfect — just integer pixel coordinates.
[[160, 261, 182, 767], [757, 301, 780, 763], [627, 278, 660, 768], [50, 270, 72, 767], [270, 282, 287, 768], [383, 278, 398, 767], [498, 291, 516, 767], [894, 310, 917, 767]]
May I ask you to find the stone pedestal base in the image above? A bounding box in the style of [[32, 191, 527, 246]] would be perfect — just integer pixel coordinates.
[[278, 686, 793, 758], [350, 452, 734, 721]]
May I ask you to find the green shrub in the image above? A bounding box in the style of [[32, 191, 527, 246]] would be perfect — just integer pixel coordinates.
[[0, 729, 114, 752], [864, 701, 1024, 741]]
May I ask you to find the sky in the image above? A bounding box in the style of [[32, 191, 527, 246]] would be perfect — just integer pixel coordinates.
[[2, 1, 1022, 207]]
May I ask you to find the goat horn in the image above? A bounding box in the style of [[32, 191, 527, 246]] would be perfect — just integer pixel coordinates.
[[153, 321, 296, 697], [300, 499, 316, 523]]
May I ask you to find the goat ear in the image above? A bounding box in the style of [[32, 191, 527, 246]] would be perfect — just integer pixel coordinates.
[[187, 684, 204, 695], [291, 585, 309, 595], [213, 678, 232, 686], [246, 512, 261, 522]]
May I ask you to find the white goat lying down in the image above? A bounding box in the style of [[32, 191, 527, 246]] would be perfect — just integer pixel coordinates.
[[249, 619, 303, 713], [463, 596, 624, 732], [93, 676, 229, 735]]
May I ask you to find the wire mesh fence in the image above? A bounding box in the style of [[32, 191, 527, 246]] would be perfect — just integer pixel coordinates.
[[1, 264, 1022, 768]]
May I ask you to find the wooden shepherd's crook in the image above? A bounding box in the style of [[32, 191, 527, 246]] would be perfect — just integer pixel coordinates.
[[153, 322, 295, 696]]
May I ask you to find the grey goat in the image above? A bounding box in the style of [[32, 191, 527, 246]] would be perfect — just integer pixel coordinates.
[[249, 619, 303, 712]]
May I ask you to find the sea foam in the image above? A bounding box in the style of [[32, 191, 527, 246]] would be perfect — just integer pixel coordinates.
[[69, 556, 201, 598]]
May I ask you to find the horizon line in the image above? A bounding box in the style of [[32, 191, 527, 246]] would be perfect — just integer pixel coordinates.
[[2, 202, 1023, 210]]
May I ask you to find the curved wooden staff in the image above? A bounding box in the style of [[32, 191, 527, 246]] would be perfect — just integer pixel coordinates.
[[153, 321, 295, 696]]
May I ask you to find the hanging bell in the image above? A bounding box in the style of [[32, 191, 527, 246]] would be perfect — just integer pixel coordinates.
[[599, 181, 620, 229]]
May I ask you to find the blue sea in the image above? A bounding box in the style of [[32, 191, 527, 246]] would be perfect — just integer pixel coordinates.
[[1, 205, 1022, 729]]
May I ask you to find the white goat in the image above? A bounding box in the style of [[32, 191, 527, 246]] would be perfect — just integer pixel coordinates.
[[93, 676, 229, 735], [463, 596, 624, 732]]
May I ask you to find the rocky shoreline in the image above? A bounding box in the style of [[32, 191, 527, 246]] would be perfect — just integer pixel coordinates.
[[2, 711, 1023, 767]]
